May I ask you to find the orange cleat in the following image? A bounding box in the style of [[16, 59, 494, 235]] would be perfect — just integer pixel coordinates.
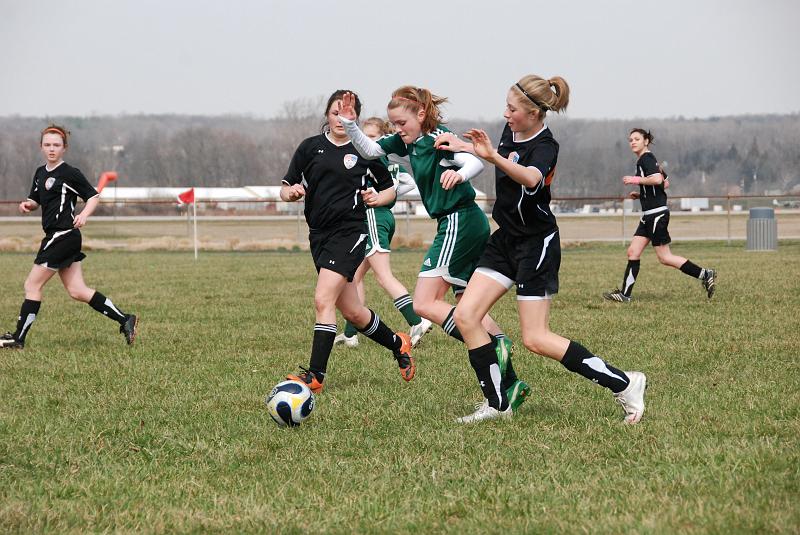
[[394, 332, 415, 382], [287, 367, 324, 394]]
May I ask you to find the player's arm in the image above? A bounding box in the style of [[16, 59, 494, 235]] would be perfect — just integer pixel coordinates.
[[19, 199, 39, 213], [623, 173, 664, 186], [338, 92, 387, 159], [281, 142, 309, 201], [623, 154, 663, 186], [395, 171, 416, 197], [439, 149, 485, 191], [463, 128, 542, 189], [74, 195, 101, 228], [362, 162, 396, 207]]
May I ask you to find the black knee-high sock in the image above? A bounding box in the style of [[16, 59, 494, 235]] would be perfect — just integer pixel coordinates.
[[560, 340, 630, 394], [88, 291, 127, 324], [679, 260, 704, 279], [494, 334, 518, 390], [356, 309, 403, 354], [309, 323, 337, 376], [442, 307, 464, 342], [622, 260, 640, 297], [468, 341, 507, 410], [14, 299, 41, 342]]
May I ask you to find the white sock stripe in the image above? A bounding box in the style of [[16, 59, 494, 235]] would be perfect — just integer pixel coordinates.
[[104, 298, 124, 319], [363, 313, 380, 336], [583, 356, 626, 383], [314, 323, 338, 333], [624, 270, 636, 293], [19, 313, 36, 338], [489, 363, 503, 404], [394, 296, 413, 309]]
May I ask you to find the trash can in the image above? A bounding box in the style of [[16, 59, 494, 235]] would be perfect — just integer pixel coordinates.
[[746, 207, 777, 251]]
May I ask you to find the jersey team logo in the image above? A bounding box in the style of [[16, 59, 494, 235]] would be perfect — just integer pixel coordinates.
[[45, 177, 56, 190], [508, 151, 520, 164], [343, 154, 358, 169]]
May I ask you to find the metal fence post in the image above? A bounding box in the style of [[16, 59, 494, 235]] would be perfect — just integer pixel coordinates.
[[726, 196, 731, 245]]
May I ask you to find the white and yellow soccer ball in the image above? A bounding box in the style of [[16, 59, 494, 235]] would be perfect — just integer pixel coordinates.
[[265, 380, 315, 427]]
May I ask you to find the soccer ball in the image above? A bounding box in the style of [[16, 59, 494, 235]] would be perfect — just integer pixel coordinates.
[[265, 380, 315, 427]]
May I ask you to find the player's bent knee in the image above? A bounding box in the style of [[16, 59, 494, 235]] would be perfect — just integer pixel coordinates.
[[453, 307, 480, 332]]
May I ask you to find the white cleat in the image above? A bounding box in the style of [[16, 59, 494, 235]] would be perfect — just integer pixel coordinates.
[[455, 399, 513, 424], [409, 318, 433, 347], [614, 371, 647, 424], [333, 333, 359, 348]]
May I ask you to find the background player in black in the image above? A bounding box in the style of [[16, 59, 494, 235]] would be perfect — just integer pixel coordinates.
[[437, 75, 646, 424], [281, 90, 414, 393], [603, 129, 716, 302], [1, 125, 137, 349]]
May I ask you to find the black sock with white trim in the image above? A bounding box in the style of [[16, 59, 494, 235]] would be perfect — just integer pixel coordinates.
[[560, 340, 630, 394], [14, 299, 41, 343], [88, 291, 127, 324], [442, 307, 464, 342], [309, 323, 336, 376], [356, 309, 403, 353]]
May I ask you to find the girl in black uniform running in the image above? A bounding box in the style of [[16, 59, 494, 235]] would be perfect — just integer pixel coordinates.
[[281, 91, 414, 393], [436, 76, 646, 424], [603, 129, 716, 303], [1, 125, 138, 349]]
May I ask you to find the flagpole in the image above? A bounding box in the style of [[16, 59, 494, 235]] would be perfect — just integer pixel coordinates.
[[193, 198, 198, 260]]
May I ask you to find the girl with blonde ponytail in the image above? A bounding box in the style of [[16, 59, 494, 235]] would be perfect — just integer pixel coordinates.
[[436, 75, 647, 424]]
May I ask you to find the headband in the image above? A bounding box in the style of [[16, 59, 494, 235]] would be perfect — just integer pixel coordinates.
[[391, 95, 423, 108], [43, 127, 67, 137], [515, 83, 551, 111]]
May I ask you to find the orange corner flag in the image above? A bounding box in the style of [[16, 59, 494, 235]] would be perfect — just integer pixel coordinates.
[[96, 171, 118, 192], [177, 187, 195, 205]]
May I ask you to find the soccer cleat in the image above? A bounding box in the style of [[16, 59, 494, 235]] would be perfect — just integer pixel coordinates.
[[0, 337, 24, 349], [287, 366, 324, 394], [394, 332, 415, 382], [603, 289, 631, 303], [334, 333, 359, 348], [409, 318, 433, 347], [702, 268, 716, 299], [1, 332, 14, 340], [495, 336, 513, 378], [456, 399, 513, 424], [506, 379, 531, 411], [120, 314, 138, 345], [614, 371, 647, 424]]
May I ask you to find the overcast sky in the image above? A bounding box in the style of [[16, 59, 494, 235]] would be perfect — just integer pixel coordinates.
[[1, 0, 798, 121]]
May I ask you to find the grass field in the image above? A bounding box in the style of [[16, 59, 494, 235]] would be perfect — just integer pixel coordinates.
[[1, 242, 799, 533]]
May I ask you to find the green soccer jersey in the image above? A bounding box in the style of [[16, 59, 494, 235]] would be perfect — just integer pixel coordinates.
[[377, 125, 476, 219]]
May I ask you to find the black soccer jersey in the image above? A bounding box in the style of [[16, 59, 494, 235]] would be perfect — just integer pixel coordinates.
[[283, 134, 393, 230], [493, 124, 559, 237], [635, 152, 668, 211], [27, 162, 99, 234]]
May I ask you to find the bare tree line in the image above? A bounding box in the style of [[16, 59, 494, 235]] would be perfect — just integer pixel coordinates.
[[1, 104, 798, 200]]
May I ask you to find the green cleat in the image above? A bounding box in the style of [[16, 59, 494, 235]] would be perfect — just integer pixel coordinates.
[[495, 336, 513, 378], [506, 379, 531, 411]]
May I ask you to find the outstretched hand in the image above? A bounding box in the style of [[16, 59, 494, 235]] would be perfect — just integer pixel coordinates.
[[434, 132, 468, 152], [340, 92, 358, 121], [463, 129, 496, 161]]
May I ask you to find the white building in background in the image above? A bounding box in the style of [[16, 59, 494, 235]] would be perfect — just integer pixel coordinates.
[[98, 186, 489, 215]]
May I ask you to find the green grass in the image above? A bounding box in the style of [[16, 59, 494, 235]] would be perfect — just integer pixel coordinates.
[[1, 242, 799, 534]]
